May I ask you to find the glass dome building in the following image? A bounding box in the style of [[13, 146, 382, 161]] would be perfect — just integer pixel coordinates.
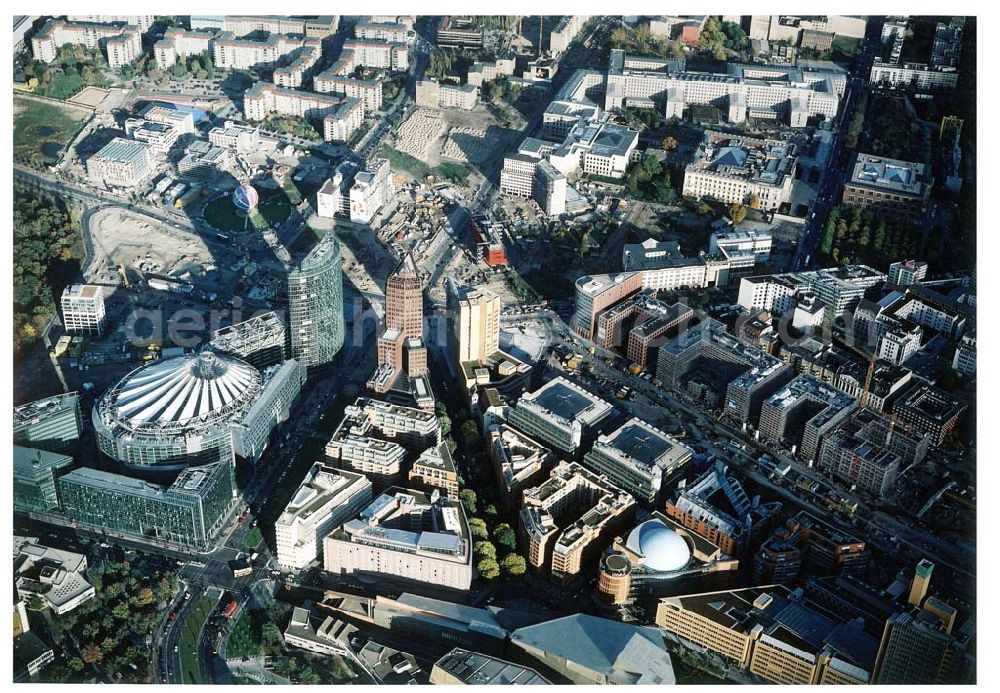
[[598, 514, 738, 606], [93, 351, 263, 470], [624, 519, 693, 573]]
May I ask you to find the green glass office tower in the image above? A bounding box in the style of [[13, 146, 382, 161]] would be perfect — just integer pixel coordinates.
[[13, 445, 74, 513], [55, 461, 237, 548]]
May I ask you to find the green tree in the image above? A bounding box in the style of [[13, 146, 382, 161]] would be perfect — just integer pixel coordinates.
[[468, 517, 489, 539], [494, 523, 517, 551], [721, 21, 748, 51], [112, 602, 130, 620], [299, 666, 321, 684], [474, 541, 497, 560], [100, 636, 118, 654], [657, 184, 677, 205], [68, 657, 85, 673], [820, 217, 836, 256], [477, 558, 500, 580], [459, 489, 477, 515], [134, 587, 154, 607], [460, 420, 480, 447], [502, 553, 527, 575], [438, 415, 452, 437], [262, 623, 283, 648]]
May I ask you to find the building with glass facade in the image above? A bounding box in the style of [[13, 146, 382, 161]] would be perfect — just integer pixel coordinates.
[[93, 351, 301, 470], [507, 377, 617, 458], [288, 233, 345, 368], [13, 392, 82, 454], [583, 418, 692, 506], [55, 461, 237, 548], [13, 445, 74, 513]]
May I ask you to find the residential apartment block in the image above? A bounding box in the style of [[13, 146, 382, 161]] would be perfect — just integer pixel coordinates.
[[342, 39, 408, 71], [664, 461, 781, 556], [519, 461, 635, 585], [407, 443, 460, 498], [242, 83, 363, 142], [489, 424, 556, 512], [415, 79, 478, 110], [32, 18, 142, 67], [154, 28, 218, 69]]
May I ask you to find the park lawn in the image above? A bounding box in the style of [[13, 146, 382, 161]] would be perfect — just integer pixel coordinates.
[[226, 612, 262, 660], [245, 526, 263, 550], [180, 595, 218, 685], [205, 195, 290, 232], [504, 268, 545, 303], [257, 200, 291, 226], [203, 195, 247, 232], [436, 161, 473, 184], [382, 145, 476, 184], [831, 36, 861, 62], [13, 96, 90, 166], [280, 176, 303, 205], [381, 145, 431, 179]]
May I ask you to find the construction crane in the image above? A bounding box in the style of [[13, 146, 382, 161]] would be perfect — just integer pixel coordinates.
[[844, 342, 900, 442]]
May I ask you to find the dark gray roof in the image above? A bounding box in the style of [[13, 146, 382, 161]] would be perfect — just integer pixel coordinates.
[[511, 614, 675, 684]]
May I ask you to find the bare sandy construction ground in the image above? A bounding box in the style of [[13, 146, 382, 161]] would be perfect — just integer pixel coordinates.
[[86, 207, 243, 293]]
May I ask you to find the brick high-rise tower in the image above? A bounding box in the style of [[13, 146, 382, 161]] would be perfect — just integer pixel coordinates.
[[385, 253, 423, 339], [370, 252, 428, 393]]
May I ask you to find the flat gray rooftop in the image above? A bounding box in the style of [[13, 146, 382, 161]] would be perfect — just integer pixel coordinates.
[[608, 423, 673, 465], [533, 382, 595, 420]]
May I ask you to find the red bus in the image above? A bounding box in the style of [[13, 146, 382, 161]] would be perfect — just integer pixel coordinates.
[[222, 600, 238, 620]]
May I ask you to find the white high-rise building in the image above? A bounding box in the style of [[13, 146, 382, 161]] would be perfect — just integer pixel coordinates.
[[61, 285, 106, 335], [449, 283, 501, 365], [275, 464, 372, 571], [349, 158, 393, 225], [316, 161, 358, 219]]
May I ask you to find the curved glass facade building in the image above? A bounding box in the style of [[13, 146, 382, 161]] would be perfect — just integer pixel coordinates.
[[93, 351, 260, 470], [288, 233, 345, 367]]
